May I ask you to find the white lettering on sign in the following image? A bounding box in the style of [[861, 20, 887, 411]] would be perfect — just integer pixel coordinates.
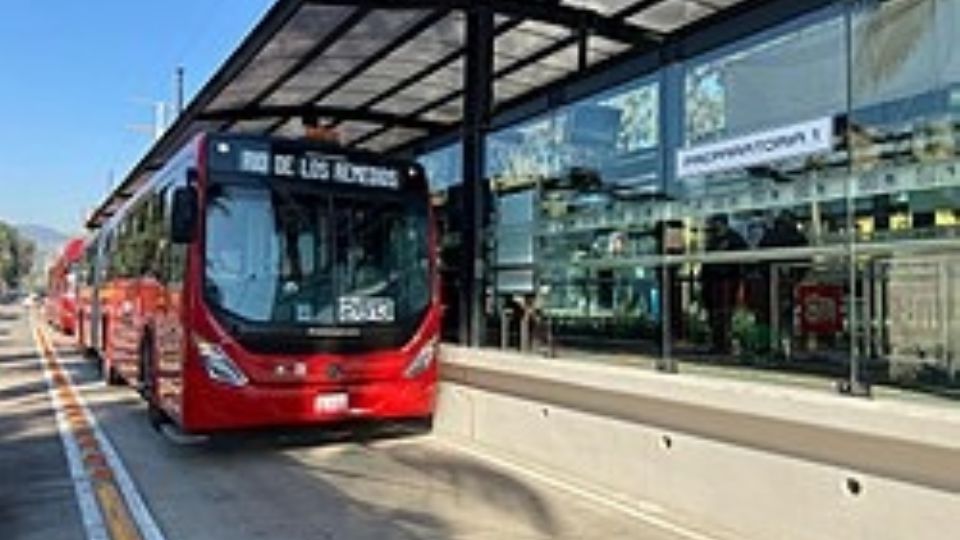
[[240, 150, 270, 175], [273, 154, 296, 177], [299, 155, 331, 180], [333, 161, 400, 189], [676, 117, 834, 178], [239, 148, 400, 189], [338, 296, 396, 323]]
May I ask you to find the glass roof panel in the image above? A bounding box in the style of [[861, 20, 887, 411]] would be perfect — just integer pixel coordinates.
[[357, 127, 426, 152], [419, 99, 463, 123], [231, 118, 285, 134], [628, 0, 717, 33], [339, 121, 388, 144], [515, 19, 571, 39], [390, 82, 459, 108], [588, 35, 633, 64], [321, 71, 414, 108], [273, 118, 304, 138], [374, 94, 435, 117], [495, 60, 571, 104], [526, 43, 581, 71], [502, 58, 573, 87], [319, 14, 465, 110], [383, 12, 466, 62], [411, 58, 465, 91], [494, 23, 570, 71], [373, 57, 465, 116], [494, 78, 535, 104], [561, 0, 648, 16], [210, 5, 353, 111], [263, 10, 431, 107], [322, 88, 390, 109]]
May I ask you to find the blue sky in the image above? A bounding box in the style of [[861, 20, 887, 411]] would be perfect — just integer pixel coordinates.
[[0, 0, 272, 234]]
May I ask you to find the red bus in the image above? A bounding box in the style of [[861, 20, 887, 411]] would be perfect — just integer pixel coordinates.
[[45, 237, 86, 335], [85, 133, 440, 433]]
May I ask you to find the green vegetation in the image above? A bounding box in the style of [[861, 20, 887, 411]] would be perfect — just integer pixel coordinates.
[[0, 221, 35, 292]]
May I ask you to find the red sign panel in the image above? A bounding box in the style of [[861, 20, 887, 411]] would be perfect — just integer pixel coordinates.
[[796, 284, 844, 335]]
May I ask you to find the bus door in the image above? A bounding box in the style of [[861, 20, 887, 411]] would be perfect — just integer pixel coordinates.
[[152, 184, 190, 418]]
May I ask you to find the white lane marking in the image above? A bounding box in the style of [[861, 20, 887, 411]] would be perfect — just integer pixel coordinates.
[[437, 437, 724, 540], [32, 326, 109, 540], [52, 349, 168, 540]]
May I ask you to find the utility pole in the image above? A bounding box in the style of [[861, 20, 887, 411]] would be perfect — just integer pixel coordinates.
[[128, 67, 184, 141], [175, 66, 185, 116]]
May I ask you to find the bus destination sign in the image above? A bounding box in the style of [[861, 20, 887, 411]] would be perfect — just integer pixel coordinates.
[[237, 148, 400, 190]]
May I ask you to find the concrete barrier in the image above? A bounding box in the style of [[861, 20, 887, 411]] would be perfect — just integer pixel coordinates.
[[435, 346, 960, 540]]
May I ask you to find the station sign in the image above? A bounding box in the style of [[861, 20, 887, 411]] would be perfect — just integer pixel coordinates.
[[210, 138, 401, 190], [677, 117, 834, 178]]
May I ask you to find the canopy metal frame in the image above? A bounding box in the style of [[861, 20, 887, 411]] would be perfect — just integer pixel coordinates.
[[88, 0, 838, 345]]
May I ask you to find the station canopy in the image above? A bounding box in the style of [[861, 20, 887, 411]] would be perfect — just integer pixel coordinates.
[[88, 0, 757, 228]]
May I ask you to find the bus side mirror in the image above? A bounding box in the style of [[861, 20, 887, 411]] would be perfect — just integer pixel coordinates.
[[171, 186, 198, 244]]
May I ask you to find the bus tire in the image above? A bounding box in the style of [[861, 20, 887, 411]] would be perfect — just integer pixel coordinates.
[[405, 415, 434, 434], [104, 361, 124, 386], [147, 402, 168, 432], [137, 334, 154, 399], [139, 333, 169, 431]]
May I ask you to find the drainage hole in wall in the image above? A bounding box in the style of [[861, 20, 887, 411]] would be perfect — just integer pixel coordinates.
[[661, 435, 673, 449], [541, 407, 549, 418], [845, 477, 862, 497]]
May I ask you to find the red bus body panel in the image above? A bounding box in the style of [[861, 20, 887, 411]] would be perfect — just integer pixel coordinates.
[[179, 301, 441, 431]]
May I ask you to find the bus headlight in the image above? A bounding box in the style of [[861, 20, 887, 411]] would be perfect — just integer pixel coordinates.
[[404, 338, 438, 379], [196, 339, 248, 387]]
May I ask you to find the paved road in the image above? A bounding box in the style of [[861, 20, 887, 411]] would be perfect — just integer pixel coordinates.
[[0, 302, 86, 540], [1, 302, 705, 540]]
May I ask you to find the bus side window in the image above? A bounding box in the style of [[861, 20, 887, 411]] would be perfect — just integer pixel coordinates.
[[164, 184, 187, 285], [140, 189, 167, 280]]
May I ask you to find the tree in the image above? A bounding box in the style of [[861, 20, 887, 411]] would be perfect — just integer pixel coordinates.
[[0, 221, 36, 291]]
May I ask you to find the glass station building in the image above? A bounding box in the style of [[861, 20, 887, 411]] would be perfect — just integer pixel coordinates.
[[419, 0, 960, 397]]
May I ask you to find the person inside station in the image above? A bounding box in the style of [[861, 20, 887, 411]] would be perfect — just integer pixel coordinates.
[[301, 112, 341, 145], [760, 210, 809, 345], [701, 214, 748, 355]]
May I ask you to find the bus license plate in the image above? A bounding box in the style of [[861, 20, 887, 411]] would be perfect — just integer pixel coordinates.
[[314, 393, 348, 415]]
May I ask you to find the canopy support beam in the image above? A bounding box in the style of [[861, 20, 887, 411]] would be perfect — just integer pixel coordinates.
[[460, 5, 494, 346]]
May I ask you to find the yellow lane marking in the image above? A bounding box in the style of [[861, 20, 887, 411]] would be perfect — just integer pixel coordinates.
[[33, 319, 146, 540]]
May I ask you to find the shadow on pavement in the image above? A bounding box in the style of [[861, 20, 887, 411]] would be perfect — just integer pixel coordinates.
[[83, 384, 562, 540], [0, 430, 85, 540]]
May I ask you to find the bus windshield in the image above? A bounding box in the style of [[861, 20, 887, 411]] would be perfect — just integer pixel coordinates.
[[204, 176, 430, 327]]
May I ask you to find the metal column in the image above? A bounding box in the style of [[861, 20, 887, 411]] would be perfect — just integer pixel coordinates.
[[459, 6, 494, 347]]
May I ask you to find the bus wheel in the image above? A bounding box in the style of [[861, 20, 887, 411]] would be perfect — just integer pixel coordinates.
[[137, 336, 154, 399], [403, 416, 434, 435], [104, 362, 124, 386], [147, 402, 168, 432], [139, 335, 168, 431]]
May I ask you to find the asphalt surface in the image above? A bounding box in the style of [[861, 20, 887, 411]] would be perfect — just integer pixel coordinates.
[[1, 302, 704, 540], [0, 302, 86, 540]]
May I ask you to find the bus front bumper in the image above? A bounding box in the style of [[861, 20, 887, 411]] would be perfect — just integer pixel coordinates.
[[185, 376, 436, 432]]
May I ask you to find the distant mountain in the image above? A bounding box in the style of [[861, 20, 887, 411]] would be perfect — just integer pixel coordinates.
[[16, 224, 70, 254], [16, 224, 73, 289]]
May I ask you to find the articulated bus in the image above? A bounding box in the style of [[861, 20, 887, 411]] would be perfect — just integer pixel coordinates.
[[80, 133, 440, 433], [45, 237, 86, 335]]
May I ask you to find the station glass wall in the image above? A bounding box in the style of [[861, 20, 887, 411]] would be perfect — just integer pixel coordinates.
[[421, 0, 960, 399]]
